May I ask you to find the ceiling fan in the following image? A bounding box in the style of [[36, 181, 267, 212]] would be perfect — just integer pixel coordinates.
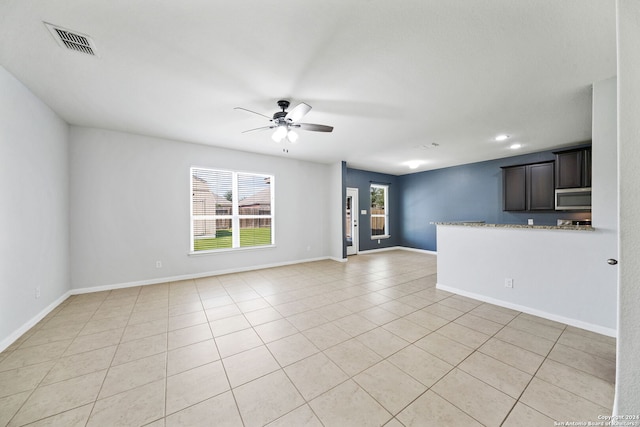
[[235, 100, 333, 143]]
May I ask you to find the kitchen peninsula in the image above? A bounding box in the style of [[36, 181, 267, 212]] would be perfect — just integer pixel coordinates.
[[435, 221, 615, 336]]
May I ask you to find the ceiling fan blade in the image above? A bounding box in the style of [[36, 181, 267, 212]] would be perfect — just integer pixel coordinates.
[[241, 125, 274, 133], [234, 107, 272, 120], [297, 123, 334, 132], [286, 102, 312, 122]]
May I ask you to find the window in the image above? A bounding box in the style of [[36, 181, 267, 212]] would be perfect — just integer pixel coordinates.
[[370, 184, 389, 238], [190, 167, 274, 252]]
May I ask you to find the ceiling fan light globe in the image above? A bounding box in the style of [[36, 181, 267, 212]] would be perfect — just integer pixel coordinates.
[[287, 130, 298, 143], [271, 133, 283, 143], [272, 126, 287, 142]]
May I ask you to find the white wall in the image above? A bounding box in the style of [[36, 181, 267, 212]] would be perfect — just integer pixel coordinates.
[[328, 161, 346, 261], [69, 127, 336, 290], [436, 76, 618, 335], [0, 67, 70, 350], [614, 0, 640, 415], [592, 77, 618, 254]]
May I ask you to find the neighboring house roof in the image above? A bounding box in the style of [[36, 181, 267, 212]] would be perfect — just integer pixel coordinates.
[[192, 176, 232, 206], [216, 196, 232, 207], [239, 188, 271, 207]]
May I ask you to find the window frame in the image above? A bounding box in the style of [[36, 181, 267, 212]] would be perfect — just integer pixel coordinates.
[[190, 166, 275, 254], [370, 183, 390, 239]]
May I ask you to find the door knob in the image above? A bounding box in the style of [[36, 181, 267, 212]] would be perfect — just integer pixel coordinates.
[[607, 259, 618, 265]]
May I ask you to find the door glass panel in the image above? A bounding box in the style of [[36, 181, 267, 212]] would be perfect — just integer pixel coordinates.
[[345, 196, 353, 246]]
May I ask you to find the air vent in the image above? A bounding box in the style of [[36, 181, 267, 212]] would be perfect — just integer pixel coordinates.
[[44, 22, 98, 56]]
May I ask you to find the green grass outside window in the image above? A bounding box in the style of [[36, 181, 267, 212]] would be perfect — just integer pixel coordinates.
[[194, 228, 272, 251]]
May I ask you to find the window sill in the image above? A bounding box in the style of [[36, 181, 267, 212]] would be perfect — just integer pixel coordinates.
[[370, 235, 391, 240], [189, 244, 276, 256]]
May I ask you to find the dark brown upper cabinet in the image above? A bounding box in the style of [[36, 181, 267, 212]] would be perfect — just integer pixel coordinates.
[[503, 165, 526, 211], [554, 146, 592, 189], [527, 162, 555, 210], [502, 161, 555, 211]]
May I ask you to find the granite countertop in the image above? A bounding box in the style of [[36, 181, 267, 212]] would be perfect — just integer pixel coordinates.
[[433, 221, 594, 231]]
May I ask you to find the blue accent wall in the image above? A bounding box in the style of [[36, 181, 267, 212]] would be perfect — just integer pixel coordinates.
[[398, 146, 591, 251], [346, 168, 401, 251]]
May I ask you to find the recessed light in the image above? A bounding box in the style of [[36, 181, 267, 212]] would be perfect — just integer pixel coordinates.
[[495, 134, 510, 141], [510, 143, 522, 149], [406, 160, 422, 169]]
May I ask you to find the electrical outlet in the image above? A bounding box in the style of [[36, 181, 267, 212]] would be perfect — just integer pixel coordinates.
[[505, 278, 514, 288], [35, 286, 41, 298], [156, 261, 162, 268], [377, 239, 381, 244]]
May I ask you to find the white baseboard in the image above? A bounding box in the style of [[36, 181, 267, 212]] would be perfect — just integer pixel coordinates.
[[358, 246, 437, 255], [398, 246, 437, 255], [0, 290, 72, 353], [72, 256, 334, 295], [436, 283, 617, 338]]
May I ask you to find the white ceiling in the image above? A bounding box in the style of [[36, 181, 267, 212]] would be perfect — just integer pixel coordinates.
[[0, 0, 616, 175]]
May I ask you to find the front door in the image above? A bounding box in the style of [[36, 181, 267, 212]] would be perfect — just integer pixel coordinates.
[[346, 187, 359, 255]]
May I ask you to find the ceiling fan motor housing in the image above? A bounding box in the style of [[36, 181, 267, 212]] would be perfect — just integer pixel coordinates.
[[272, 111, 288, 121], [274, 100, 290, 124]]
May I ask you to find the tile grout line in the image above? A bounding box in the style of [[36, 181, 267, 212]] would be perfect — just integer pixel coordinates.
[[280, 274, 448, 425], [8, 296, 80, 398], [209, 265, 429, 426], [200, 276, 248, 427], [9, 291, 117, 427], [392, 300, 511, 426], [390, 298, 572, 424], [85, 286, 142, 426], [230, 276, 318, 427], [523, 327, 616, 411], [495, 317, 568, 425]]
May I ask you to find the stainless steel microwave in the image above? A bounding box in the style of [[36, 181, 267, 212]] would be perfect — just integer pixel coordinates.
[[555, 187, 592, 210]]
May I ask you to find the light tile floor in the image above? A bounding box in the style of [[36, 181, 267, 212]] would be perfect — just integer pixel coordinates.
[[0, 251, 616, 426]]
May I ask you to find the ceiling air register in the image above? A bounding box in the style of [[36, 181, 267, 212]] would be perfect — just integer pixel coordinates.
[[44, 22, 98, 56]]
